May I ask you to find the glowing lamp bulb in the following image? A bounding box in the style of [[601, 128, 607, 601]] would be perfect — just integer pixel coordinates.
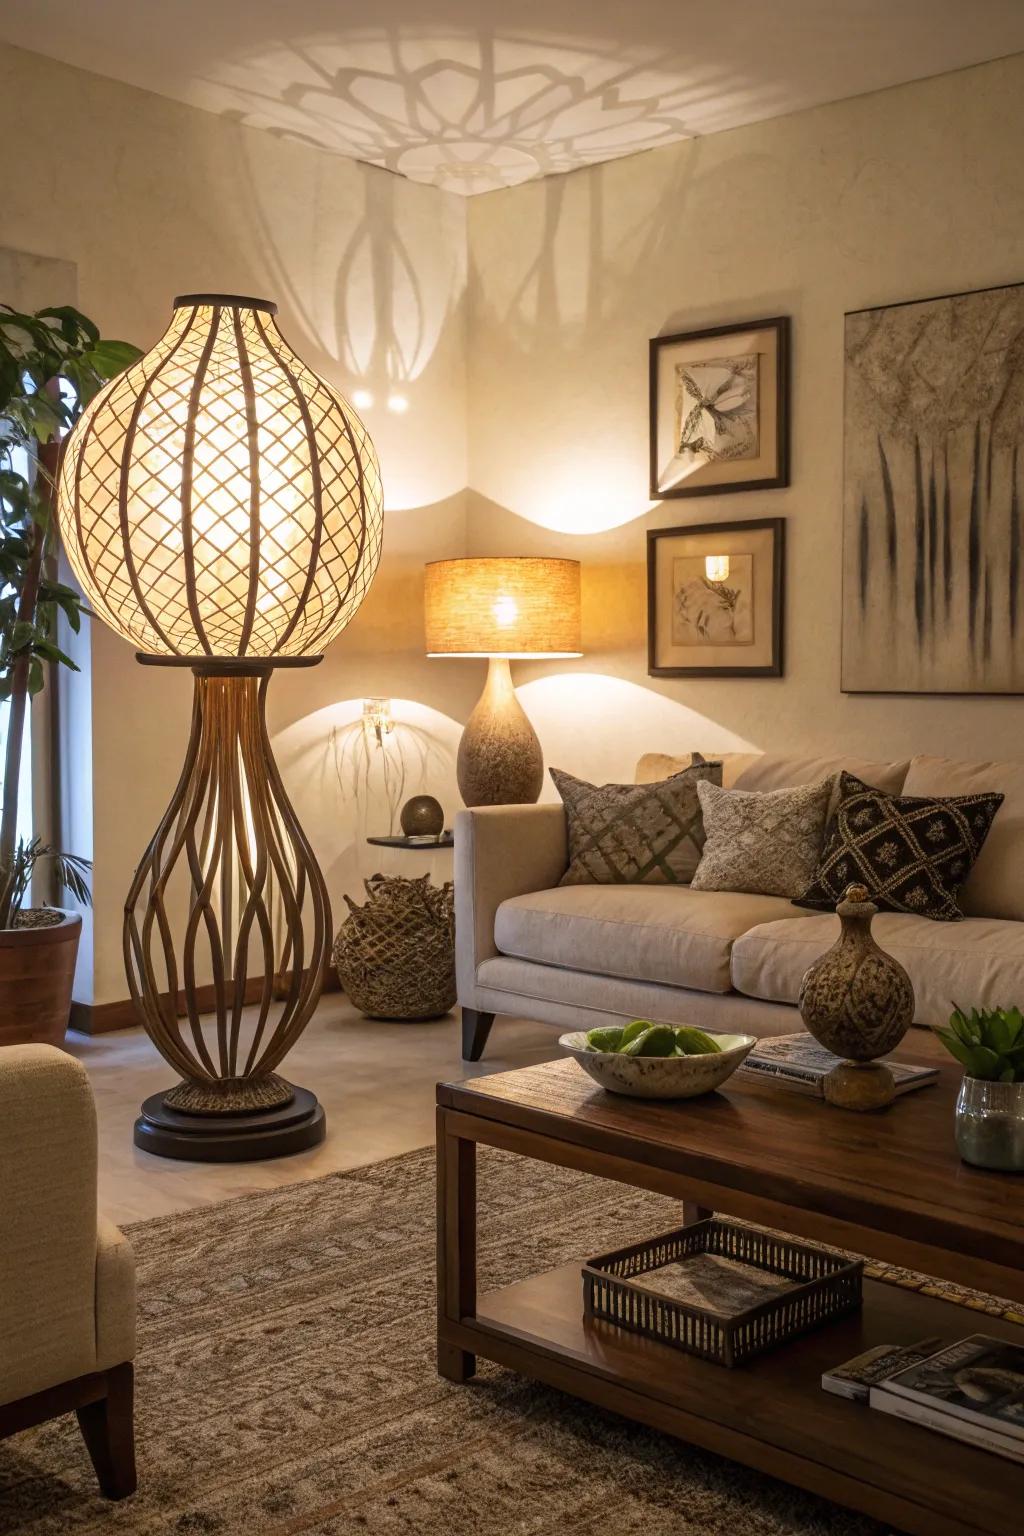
[[492, 594, 518, 627]]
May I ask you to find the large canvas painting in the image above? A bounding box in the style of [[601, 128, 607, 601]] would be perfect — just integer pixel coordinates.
[[842, 281, 1024, 693]]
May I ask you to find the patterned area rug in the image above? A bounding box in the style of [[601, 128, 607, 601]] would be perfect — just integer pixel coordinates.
[[0, 1148, 1016, 1535]]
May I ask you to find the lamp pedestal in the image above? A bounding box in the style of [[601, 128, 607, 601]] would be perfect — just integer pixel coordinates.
[[128, 656, 330, 1161], [457, 656, 543, 807]]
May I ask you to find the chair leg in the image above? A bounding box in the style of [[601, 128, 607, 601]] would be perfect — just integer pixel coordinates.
[[76, 1362, 136, 1499], [461, 1009, 495, 1062]]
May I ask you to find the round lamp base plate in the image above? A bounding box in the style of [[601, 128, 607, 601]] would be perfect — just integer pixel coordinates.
[[134, 1082, 326, 1162]]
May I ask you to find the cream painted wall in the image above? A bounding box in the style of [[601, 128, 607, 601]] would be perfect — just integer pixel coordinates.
[[4, 42, 1024, 1005], [1, 43, 472, 1004], [465, 52, 1024, 791]]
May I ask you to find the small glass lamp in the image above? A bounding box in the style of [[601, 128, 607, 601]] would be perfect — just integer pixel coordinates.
[[57, 293, 383, 1159], [424, 557, 581, 805]]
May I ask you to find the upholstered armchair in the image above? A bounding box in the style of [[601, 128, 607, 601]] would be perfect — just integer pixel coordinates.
[[0, 1044, 136, 1498]]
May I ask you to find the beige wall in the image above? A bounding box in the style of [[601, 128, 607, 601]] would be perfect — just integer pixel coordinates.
[[1, 43, 471, 1003], [4, 42, 1024, 1004], [465, 51, 1024, 790]]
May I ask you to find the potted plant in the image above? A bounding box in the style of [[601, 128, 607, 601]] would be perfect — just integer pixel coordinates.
[[934, 1006, 1024, 1172], [0, 304, 140, 1045]]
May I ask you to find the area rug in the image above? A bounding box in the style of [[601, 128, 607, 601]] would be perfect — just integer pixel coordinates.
[[0, 1148, 1014, 1536]]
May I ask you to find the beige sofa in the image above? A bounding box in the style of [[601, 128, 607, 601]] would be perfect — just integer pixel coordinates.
[[454, 751, 1024, 1060], [0, 1045, 136, 1498]]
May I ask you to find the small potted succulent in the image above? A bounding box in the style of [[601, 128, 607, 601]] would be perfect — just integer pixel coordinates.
[[934, 1006, 1024, 1171]]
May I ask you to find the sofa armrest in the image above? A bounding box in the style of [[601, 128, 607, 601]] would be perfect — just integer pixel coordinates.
[[95, 1216, 136, 1372], [0, 1044, 100, 1404], [455, 804, 568, 1005]]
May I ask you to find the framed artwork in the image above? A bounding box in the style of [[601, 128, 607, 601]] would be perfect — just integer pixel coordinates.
[[842, 280, 1024, 694], [647, 517, 785, 677], [649, 316, 790, 499]]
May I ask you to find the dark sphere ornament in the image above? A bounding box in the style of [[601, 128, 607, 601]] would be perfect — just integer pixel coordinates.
[[400, 794, 445, 837]]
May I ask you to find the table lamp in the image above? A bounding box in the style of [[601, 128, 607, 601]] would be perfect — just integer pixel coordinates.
[[57, 293, 383, 1159], [424, 557, 581, 806]]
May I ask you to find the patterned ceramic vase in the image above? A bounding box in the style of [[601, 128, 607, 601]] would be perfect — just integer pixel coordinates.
[[798, 883, 915, 1109]]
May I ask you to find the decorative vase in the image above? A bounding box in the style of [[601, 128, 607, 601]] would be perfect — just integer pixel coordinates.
[[797, 883, 915, 1110], [400, 795, 445, 837], [955, 1077, 1024, 1171]]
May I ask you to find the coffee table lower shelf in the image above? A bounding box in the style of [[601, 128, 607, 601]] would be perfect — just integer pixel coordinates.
[[442, 1265, 1019, 1536]]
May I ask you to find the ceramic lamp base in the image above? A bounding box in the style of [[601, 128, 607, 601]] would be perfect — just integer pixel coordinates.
[[823, 1060, 897, 1112], [457, 656, 544, 807]]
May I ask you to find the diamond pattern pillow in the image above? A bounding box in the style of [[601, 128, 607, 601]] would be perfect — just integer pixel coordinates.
[[794, 771, 1004, 922], [689, 777, 834, 898], [551, 761, 722, 885]]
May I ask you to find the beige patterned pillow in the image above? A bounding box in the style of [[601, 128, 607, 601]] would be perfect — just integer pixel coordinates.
[[690, 777, 834, 898], [551, 761, 722, 886]]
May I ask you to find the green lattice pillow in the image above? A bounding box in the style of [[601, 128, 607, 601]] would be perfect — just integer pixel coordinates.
[[551, 761, 722, 886]]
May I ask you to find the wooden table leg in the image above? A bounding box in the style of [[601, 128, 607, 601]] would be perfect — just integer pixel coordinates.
[[683, 1202, 713, 1226], [437, 1106, 477, 1382]]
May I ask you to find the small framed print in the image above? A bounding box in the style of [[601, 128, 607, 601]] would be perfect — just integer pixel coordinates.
[[647, 517, 785, 677], [649, 316, 790, 498]]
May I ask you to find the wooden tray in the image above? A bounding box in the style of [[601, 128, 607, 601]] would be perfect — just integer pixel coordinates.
[[584, 1219, 863, 1367]]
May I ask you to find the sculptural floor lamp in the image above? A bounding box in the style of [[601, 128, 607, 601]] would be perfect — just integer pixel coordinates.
[[424, 558, 581, 806], [57, 294, 383, 1159]]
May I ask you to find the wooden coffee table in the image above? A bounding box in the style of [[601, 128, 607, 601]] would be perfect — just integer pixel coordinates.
[[436, 1038, 1023, 1536]]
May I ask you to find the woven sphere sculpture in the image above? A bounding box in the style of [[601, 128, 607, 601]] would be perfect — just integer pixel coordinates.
[[57, 294, 383, 658]]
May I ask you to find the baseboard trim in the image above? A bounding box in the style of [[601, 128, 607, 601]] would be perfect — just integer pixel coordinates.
[[70, 967, 342, 1036]]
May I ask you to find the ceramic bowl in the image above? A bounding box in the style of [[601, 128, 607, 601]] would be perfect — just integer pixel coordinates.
[[558, 1030, 757, 1100]]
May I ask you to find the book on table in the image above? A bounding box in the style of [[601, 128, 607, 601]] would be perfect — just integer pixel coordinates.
[[821, 1338, 942, 1401], [869, 1335, 1024, 1463], [738, 1032, 938, 1096]]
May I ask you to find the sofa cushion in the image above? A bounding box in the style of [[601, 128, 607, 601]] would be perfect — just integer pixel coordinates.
[[732, 911, 1024, 1029], [494, 884, 806, 995], [795, 771, 1004, 922], [691, 777, 834, 898], [732, 754, 910, 795], [635, 752, 910, 804], [636, 751, 759, 789], [551, 761, 721, 886], [903, 756, 1024, 922]]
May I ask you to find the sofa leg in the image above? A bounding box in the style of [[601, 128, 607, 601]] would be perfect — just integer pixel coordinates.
[[461, 1009, 495, 1062], [76, 1362, 136, 1499]]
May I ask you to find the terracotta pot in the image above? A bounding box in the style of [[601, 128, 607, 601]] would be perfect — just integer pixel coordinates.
[[0, 910, 82, 1048]]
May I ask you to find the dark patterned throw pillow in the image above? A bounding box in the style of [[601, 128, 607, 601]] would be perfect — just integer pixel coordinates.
[[794, 771, 1003, 921], [551, 760, 723, 885]]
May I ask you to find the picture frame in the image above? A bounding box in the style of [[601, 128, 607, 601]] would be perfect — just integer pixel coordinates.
[[647, 517, 785, 677], [841, 279, 1024, 695], [649, 316, 790, 499]]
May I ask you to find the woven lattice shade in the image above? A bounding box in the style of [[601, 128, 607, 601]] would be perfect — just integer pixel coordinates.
[[424, 557, 581, 657], [57, 294, 383, 658]]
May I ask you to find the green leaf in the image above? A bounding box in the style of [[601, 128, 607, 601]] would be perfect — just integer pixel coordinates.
[[83, 339, 141, 377], [949, 1007, 980, 1045]]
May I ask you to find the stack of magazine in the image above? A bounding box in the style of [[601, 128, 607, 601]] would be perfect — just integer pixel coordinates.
[[823, 1334, 1024, 1463], [739, 1033, 938, 1097]]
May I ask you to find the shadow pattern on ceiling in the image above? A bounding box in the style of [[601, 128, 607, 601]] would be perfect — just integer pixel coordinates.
[[215, 32, 722, 195]]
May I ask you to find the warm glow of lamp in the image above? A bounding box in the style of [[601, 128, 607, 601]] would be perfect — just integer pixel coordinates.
[[705, 555, 730, 583], [362, 696, 394, 745], [424, 557, 582, 659], [425, 557, 581, 807], [56, 293, 384, 1160]]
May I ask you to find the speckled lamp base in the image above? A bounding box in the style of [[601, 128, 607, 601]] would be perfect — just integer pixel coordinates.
[[457, 656, 544, 807]]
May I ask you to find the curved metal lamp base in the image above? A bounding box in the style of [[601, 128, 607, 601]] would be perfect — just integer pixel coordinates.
[[134, 1082, 325, 1162], [125, 660, 331, 1161]]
